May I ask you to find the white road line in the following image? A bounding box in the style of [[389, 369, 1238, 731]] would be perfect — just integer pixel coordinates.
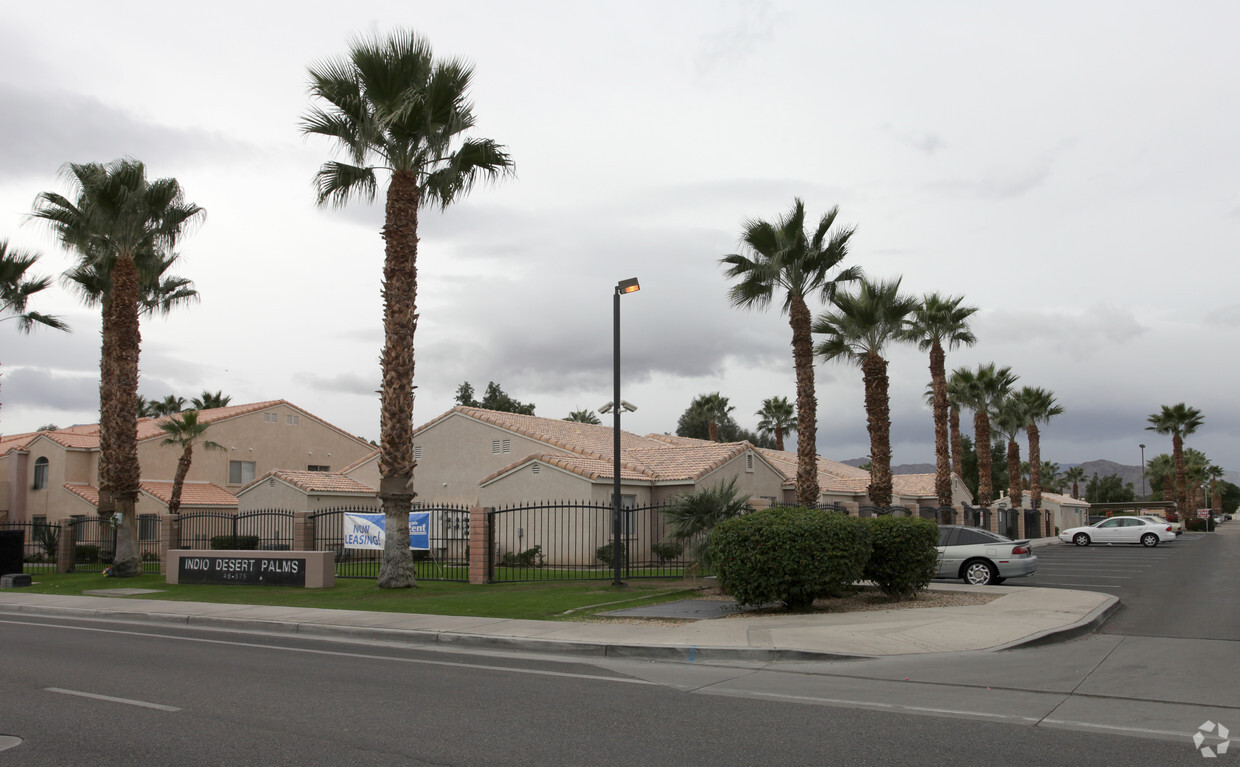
[[1033, 583, 1123, 588], [1, 619, 656, 687], [45, 687, 181, 712]]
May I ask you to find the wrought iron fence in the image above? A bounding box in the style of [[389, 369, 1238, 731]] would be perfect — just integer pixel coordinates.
[[0, 521, 59, 573], [1022, 509, 1043, 540], [176, 509, 295, 551], [65, 516, 161, 573], [919, 506, 958, 524], [311, 504, 471, 581], [996, 508, 1020, 540], [857, 505, 913, 518], [486, 500, 706, 583]]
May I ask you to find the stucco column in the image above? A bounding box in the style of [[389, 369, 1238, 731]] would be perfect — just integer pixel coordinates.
[[984, 506, 1000, 534], [841, 501, 860, 518], [468, 507, 493, 585], [293, 511, 315, 551], [747, 498, 771, 512], [158, 515, 179, 576], [56, 521, 75, 574]]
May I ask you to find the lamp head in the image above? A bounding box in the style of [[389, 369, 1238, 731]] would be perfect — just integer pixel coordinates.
[[616, 277, 640, 295]]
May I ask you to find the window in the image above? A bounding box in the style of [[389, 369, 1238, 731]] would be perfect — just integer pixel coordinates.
[[307, 465, 330, 472], [229, 460, 256, 485], [264, 412, 277, 423], [286, 414, 299, 425], [32, 457, 49, 489], [138, 514, 159, 541], [32, 515, 47, 529]]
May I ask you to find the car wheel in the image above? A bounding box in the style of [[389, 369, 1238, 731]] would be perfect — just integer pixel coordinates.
[[1141, 533, 1159, 547], [963, 560, 998, 586], [1073, 533, 1090, 546]]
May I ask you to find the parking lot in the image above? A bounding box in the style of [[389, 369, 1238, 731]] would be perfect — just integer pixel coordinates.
[[1013, 533, 1205, 598]]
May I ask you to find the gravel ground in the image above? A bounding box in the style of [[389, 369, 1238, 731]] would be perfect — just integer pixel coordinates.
[[577, 586, 999, 626]]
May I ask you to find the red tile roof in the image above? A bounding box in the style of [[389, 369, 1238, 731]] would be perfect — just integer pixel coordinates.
[[61, 481, 239, 508], [260, 470, 375, 495]]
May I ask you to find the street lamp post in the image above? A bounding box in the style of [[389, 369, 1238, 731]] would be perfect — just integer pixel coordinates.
[[610, 278, 639, 587], [1139, 443, 1146, 498]]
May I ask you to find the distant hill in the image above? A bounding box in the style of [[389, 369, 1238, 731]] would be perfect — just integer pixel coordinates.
[[841, 458, 935, 475]]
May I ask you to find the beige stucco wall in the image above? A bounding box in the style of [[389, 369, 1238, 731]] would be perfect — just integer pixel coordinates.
[[344, 455, 380, 491], [137, 404, 374, 492], [413, 413, 577, 505]]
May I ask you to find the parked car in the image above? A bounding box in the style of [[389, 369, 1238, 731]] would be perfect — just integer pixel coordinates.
[[935, 525, 1037, 586], [1059, 516, 1177, 547], [1142, 515, 1182, 535]]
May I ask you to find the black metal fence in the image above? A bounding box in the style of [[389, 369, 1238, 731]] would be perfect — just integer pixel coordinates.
[[1, 521, 59, 573], [486, 500, 706, 583], [857, 505, 915, 518], [176, 509, 296, 551], [311, 504, 471, 581], [66, 516, 161, 573]]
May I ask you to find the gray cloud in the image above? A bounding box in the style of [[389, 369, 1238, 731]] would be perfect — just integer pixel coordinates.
[[297, 371, 377, 396], [0, 83, 254, 179], [694, 0, 778, 79], [930, 161, 1053, 201], [0, 367, 97, 412], [977, 304, 1148, 359]]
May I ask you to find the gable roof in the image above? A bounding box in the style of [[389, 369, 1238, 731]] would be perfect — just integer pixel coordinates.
[[240, 469, 376, 496], [63, 481, 238, 509], [419, 407, 670, 459]]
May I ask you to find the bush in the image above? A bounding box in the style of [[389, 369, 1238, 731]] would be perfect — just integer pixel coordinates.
[[596, 542, 626, 567], [500, 545, 545, 568], [210, 535, 260, 550], [710, 507, 871, 611], [74, 544, 100, 564], [650, 540, 684, 562], [1186, 518, 1216, 532], [863, 516, 939, 598]]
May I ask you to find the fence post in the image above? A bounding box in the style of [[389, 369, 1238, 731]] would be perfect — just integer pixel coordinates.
[[468, 507, 493, 584], [841, 501, 860, 518], [984, 506, 1000, 534], [57, 522, 75, 574], [294, 511, 315, 551], [159, 515, 180, 575]]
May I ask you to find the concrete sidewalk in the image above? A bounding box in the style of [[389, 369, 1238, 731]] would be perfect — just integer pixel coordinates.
[[0, 576, 1115, 662]]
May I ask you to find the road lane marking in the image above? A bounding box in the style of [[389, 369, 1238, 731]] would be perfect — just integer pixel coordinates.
[[45, 687, 180, 711], [1, 618, 656, 688]]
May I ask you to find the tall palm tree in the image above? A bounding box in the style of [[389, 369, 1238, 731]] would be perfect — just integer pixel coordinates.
[[1016, 386, 1063, 511], [33, 159, 203, 578], [1145, 403, 1204, 521], [904, 293, 977, 506], [755, 396, 796, 452], [192, 390, 231, 410], [993, 394, 1028, 508], [692, 392, 734, 442], [950, 363, 1018, 507], [149, 394, 187, 417], [813, 277, 917, 507], [1040, 461, 1063, 494], [1063, 465, 1086, 499], [944, 374, 969, 481], [303, 29, 513, 588], [1143, 454, 1173, 500], [564, 409, 601, 424], [2, 240, 69, 420], [721, 199, 860, 507], [158, 410, 224, 515]]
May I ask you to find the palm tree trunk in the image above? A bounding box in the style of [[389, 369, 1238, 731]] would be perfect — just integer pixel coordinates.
[[168, 445, 193, 515], [929, 342, 951, 506], [975, 411, 994, 506], [1027, 423, 1043, 510], [773, 424, 784, 452], [376, 171, 419, 589], [949, 404, 963, 480], [106, 256, 143, 577], [862, 352, 893, 507], [1172, 434, 1186, 521], [96, 295, 119, 519], [708, 421, 719, 442], [788, 295, 819, 507], [1006, 439, 1022, 508]]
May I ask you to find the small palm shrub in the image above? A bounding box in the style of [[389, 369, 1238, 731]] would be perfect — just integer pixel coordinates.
[[862, 516, 939, 598], [661, 477, 751, 569], [710, 507, 871, 611], [650, 540, 684, 562]]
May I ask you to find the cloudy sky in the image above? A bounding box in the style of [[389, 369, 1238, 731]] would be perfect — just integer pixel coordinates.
[[1, 1, 1237, 476]]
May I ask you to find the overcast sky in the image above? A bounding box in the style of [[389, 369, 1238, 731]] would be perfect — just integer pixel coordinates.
[[2, 1, 1237, 476]]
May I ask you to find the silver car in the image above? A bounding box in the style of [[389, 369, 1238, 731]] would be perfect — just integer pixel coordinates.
[[936, 525, 1038, 586]]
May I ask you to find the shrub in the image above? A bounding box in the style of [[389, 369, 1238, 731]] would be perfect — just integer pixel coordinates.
[[650, 540, 684, 562], [660, 477, 750, 568], [209, 535, 260, 550], [74, 545, 100, 564], [1186, 518, 1216, 532], [141, 551, 160, 562], [710, 507, 871, 611], [595, 542, 626, 567], [500, 545, 545, 568], [862, 516, 939, 598]]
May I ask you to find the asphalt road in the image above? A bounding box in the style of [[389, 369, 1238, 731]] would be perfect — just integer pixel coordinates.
[[0, 616, 1216, 766]]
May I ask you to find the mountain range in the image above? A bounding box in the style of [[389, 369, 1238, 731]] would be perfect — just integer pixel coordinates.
[[842, 458, 1240, 493]]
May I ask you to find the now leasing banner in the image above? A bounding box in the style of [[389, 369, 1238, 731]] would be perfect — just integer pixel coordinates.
[[343, 512, 431, 551]]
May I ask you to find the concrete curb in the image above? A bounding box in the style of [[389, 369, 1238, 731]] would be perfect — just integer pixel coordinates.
[[993, 594, 1121, 651]]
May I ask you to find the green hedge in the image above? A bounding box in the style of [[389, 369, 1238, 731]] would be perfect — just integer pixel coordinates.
[[1186, 518, 1216, 532], [863, 516, 939, 597], [710, 507, 871, 611]]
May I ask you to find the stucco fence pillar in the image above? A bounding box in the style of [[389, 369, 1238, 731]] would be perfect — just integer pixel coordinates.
[[56, 520, 75, 573], [159, 514, 181, 576], [293, 511, 315, 552], [746, 498, 772, 512], [468, 507, 494, 584], [984, 506, 1000, 534], [841, 501, 860, 518]]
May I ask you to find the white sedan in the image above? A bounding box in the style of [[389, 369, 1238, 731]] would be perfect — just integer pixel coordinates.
[[1059, 516, 1177, 547]]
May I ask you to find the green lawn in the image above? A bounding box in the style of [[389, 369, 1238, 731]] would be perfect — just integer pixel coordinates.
[[12, 572, 708, 621]]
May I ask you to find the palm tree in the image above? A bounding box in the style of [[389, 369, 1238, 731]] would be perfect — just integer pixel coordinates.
[[1016, 386, 1063, 511], [944, 374, 969, 481], [1145, 403, 1204, 520], [149, 394, 187, 417], [564, 409, 601, 424], [2, 240, 69, 420], [303, 30, 513, 589], [993, 394, 1028, 508], [950, 363, 1018, 507], [158, 410, 224, 515], [192, 390, 231, 410], [696, 392, 734, 442], [660, 477, 750, 569], [813, 277, 917, 507], [721, 199, 860, 507], [1062, 466, 1087, 499], [33, 159, 203, 578], [1143, 454, 1173, 500], [1040, 461, 1063, 494], [755, 396, 796, 451], [904, 293, 977, 507]]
